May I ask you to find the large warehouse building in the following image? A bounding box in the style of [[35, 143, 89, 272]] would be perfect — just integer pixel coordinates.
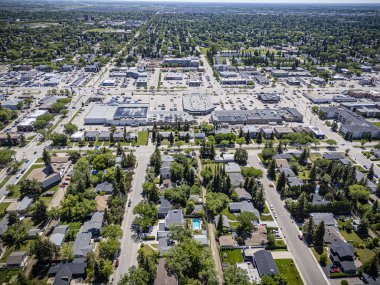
[[182, 94, 215, 115]]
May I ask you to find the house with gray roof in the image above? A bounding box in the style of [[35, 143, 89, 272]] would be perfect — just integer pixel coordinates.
[[165, 209, 184, 229], [158, 196, 173, 218], [214, 214, 230, 229], [6, 252, 27, 268], [253, 250, 279, 277], [84, 131, 98, 141], [225, 162, 241, 173], [95, 181, 114, 194], [73, 232, 92, 257], [98, 131, 110, 141], [229, 201, 260, 218], [48, 258, 87, 285], [0, 215, 9, 235], [50, 225, 69, 247], [310, 212, 335, 226], [228, 172, 245, 187], [310, 193, 329, 206], [235, 188, 252, 201], [329, 238, 357, 274], [82, 212, 104, 237]]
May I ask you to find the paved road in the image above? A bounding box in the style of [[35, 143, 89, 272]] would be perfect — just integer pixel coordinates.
[[248, 150, 329, 285], [113, 146, 154, 284]]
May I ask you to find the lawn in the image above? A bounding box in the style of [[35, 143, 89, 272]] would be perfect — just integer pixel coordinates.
[[222, 207, 237, 221], [18, 164, 45, 184], [6, 184, 21, 198], [137, 131, 149, 145], [337, 220, 363, 244], [0, 202, 10, 215], [260, 214, 274, 221], [221, 249, 243, 265], [0, 240, 34, 263], [263, 204, 270, 214], [275, 259, 304, 285], [356, 248, 376, 264], [311, 247, 331, 266], [0, 175, 12, 189], [0, 268, 19, 284]]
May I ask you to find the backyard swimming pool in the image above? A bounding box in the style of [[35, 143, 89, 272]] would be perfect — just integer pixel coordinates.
[[192, 218, 201, 230]]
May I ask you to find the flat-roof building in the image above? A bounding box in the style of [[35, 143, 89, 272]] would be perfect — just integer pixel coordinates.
[[182, 94, 214, 115]]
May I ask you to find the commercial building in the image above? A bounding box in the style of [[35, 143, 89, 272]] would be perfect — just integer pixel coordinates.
[[102, 79, 115, 86], [319, 107, 380, 139], [258, 92, 280, 103], [212, 108, 303, 125], [162, 56, 199, 67], [304, 92, 332, 104], [164, 72, 183, 80], [136, 77, 148, 87], [182, 94, 214, 115], [271, 70, 288, 78], [220, 78, 247, 85]]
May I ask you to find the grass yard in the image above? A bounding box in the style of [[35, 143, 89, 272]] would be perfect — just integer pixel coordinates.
[[260, 214, 274, 221], [137, 131, 149, 145], [0, 240, 34, 263], [6, 184, 21, 198], [0, 268, 19, 284], [275, 259, 304, 285], [222, 207, 237, 221], [311, 247, 331, 266], [0, 202, 11, 215], [221, 248, 243, 265], [356, 248, 376, 264], [374, 122, 380, 128], [0, 175, 12, 189]]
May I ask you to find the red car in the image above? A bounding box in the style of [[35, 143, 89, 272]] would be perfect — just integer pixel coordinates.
[[298, 234, 303, 240]]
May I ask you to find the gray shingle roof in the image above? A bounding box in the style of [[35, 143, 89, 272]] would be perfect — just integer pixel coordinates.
[[254, 250, 279, 277]]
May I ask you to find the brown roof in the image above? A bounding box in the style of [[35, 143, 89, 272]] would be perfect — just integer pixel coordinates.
[[28, 166, 56, 183], [6, 202, 19, 213], [50, 156, 70, 163], [244, 225, 268, 246], [218, 235, 236, 247], [95, 195, 110, 211], [275, 159, 289, 169], [154, 258, 177, 285]]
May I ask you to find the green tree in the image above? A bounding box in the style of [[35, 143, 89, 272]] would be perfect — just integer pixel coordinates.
[[102, 224, 123, 239], [30, 199, 48, 225], [43, 148, 51, 165], [234, 148, 248, 165], [64, 123, 78, 135], [268, 159, 276, 179], [31, 236, 58, 264], [133, 202, 158, 232], [276, 172, 286, 194], [237, 211, 257, 238], [314, 221, 325, 248], [118, 266, 150, 285], [303, 217, 314, 244], [205, 192, 229, 216], [99, 238, 120, 260], [224, 265, 251, 285]]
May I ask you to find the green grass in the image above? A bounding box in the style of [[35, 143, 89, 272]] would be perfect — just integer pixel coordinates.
[[0, 175, 12, 189], [263, 204, 270, 214], [356, 248, 376, 264], [0, 240, 34, 263], [311, 247, 331, 266], [275, 259, 304, 285], [137, 131, 149, 145], [0, 268, 19, 284], [0, 202, 11, 215], [26, 135, 36, 142], [374, 122, 380, 128], [260, 214, 274, 221], [221, 249, 243, 265], [18, 164, 44, 184], [222, 207, 237, 221], [7, 184, 21, 198]]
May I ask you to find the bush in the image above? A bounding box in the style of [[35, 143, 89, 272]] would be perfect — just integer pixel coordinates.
[[341, 280, 348, 285]]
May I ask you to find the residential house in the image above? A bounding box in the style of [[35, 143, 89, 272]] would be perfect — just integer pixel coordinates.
[[244, 225, 268, 247], [227, 172, 245, 187], [84, 131, 98, 141], [310, 193, 329, 206], [329, 238, 357, 274], [214, 214, 230, 230], [253, 250, 279, 277], [158, 196, 173, 218], [82, 212, 104, 237], [48, 258, 87, 285], [49, 225, 69, 247], [73, 232, 92, 257], [98, 131, 111, 141], [70, 131, 85, 142], [6, 196, 33, 213], [189, 195, 202, 204], [6, 252, 27, 268], [229, 201, 260, 218], [125, 132, 137, 142], [95, 181, 114, 195], [235, 188, 252, 201], [218, 235, 236, 248], [225, 162, 241, 173], [0, 133, 21, 146]]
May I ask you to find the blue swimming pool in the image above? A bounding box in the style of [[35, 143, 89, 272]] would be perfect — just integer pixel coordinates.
[[192, 218, 201, 230]]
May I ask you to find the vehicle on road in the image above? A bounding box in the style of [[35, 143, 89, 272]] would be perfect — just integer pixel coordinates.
[[298, 234, 303, 240], [25, 160, 29, 163], [274, 214, 278, 219], [128, 200, 132, 207]]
